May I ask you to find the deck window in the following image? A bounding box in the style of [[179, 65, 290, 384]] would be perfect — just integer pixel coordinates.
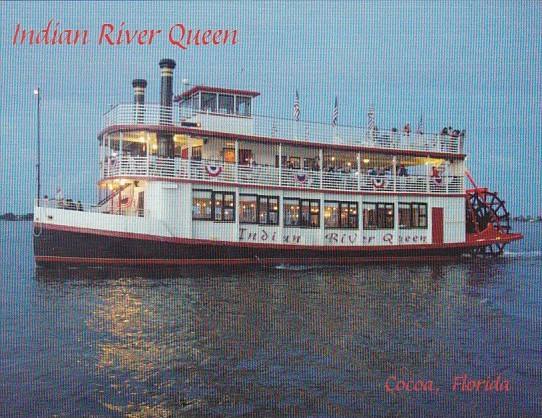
[[236, 96, 251, 116], [324, 201, 358, 229], [201, 92, 217, 113], [192, 189, 212, 220], [193, 189, 235, 222], [259, 196, 279, 225], [399, 202, 428, 228], [363, 202, 394, 229], [240, 195, 279, 225], [218, 94, 234, 114], [213, 191, 235, 222], [284, 198, 320, 228], [240, 194, 257, 223]]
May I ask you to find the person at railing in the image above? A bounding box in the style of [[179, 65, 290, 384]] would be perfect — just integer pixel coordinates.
[[286, 159, 294, 170], [458, 129, 466, 153], [43, 195, 49, 207], [403, 123, 411, 137], [55, 188, 64, 208], [76, 201, 83, 211], [397, 164, 408, 176], [65, 198, 76, 210]]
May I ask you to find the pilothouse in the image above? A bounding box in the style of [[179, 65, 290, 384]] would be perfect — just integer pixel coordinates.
[[33, 58, 522, 266]]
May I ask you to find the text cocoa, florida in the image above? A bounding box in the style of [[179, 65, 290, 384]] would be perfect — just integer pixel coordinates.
[[12, 20, 238, 50]]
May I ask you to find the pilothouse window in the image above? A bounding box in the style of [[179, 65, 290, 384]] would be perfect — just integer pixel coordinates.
[[236, 96, 251, 116], [201, 93, 217, 113], [218, 94, 234, 114]]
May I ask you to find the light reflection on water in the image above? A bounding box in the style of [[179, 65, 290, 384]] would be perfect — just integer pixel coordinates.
[[1, 222, 541, 417]]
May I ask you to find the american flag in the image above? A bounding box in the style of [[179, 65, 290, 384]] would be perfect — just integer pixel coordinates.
[[293, 90, 300, 121], [331, 96, 338, 127], [368, 106, 375, 130], [416, 114, 424, 134]]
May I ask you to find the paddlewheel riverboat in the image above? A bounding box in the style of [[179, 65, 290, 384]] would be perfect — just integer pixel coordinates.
[[33, 58, 522, 266]]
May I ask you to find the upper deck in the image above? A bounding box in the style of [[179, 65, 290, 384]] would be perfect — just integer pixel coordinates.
[[102, 103, 465, 157]]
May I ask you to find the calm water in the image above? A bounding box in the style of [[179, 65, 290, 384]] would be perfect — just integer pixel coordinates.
[[1, 222, 541, 418]]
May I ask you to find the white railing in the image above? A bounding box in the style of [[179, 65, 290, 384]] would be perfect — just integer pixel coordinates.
[[103, 156, 464, 194], [104, 104, 196, 127], [103, 104, 464, 154], [35, 198, 144, 217]]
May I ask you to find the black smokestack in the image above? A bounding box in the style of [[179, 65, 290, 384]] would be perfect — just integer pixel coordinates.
[[158, 58, 176, 158], [132, 79, 147, 124]]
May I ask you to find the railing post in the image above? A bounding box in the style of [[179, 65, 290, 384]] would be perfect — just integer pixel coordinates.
[[278, 143, 282, 186], [146, 132, 150, 176], [107, 133, 111, 176], [356, 152, 361, 191], [445, 160, 450, 194], [392, 156, 397, 192], [319, 148, 323, 190], [426, 159, 431, 193], [119, 132, 123, 174], [234, 139, 239, 182]]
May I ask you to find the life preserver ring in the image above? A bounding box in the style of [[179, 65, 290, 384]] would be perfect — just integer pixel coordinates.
[[205, 164, 223, 177], [372, 177, 386, 189]]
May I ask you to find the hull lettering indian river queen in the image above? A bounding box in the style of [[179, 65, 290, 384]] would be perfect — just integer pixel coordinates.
[[239, 227, 427, 245]]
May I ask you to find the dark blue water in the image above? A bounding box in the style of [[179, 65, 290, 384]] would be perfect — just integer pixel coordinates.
[[1, 222, 541, 417]]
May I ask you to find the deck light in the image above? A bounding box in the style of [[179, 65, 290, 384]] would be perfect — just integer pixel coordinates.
[[363, 158, 370, 164]]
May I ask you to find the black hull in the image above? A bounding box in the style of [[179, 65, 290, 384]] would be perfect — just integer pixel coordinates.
[[33, 224, 472, 266]]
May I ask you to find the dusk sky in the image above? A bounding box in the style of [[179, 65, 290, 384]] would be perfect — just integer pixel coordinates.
[[1, 1, 540, 215]]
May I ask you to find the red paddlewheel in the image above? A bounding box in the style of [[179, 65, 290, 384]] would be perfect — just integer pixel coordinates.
[[466, 189, 511, 256]]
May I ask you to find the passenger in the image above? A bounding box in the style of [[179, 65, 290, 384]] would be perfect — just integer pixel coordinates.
[[43, 195, 49, 207], [65, 198, 75, 210], [368, 167, 377, 176], [398, 164, 408, 176], [76, 201, 83, 211], [403, 123, 411, 136], [440, 127, 448, 136], [55, 188, 64, 208]]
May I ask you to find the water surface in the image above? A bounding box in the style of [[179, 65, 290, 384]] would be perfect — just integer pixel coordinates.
[[1, 222, 541, 417]]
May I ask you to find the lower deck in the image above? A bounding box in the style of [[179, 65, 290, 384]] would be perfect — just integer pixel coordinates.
[[35, 180, 466, 247], [33, 179, 526, 265]]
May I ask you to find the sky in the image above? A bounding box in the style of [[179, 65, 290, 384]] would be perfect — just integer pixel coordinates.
[[1, 1, 540, 215]]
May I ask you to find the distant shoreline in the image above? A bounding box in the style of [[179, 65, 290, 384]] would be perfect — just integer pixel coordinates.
[[0, 213, 33, 221]]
